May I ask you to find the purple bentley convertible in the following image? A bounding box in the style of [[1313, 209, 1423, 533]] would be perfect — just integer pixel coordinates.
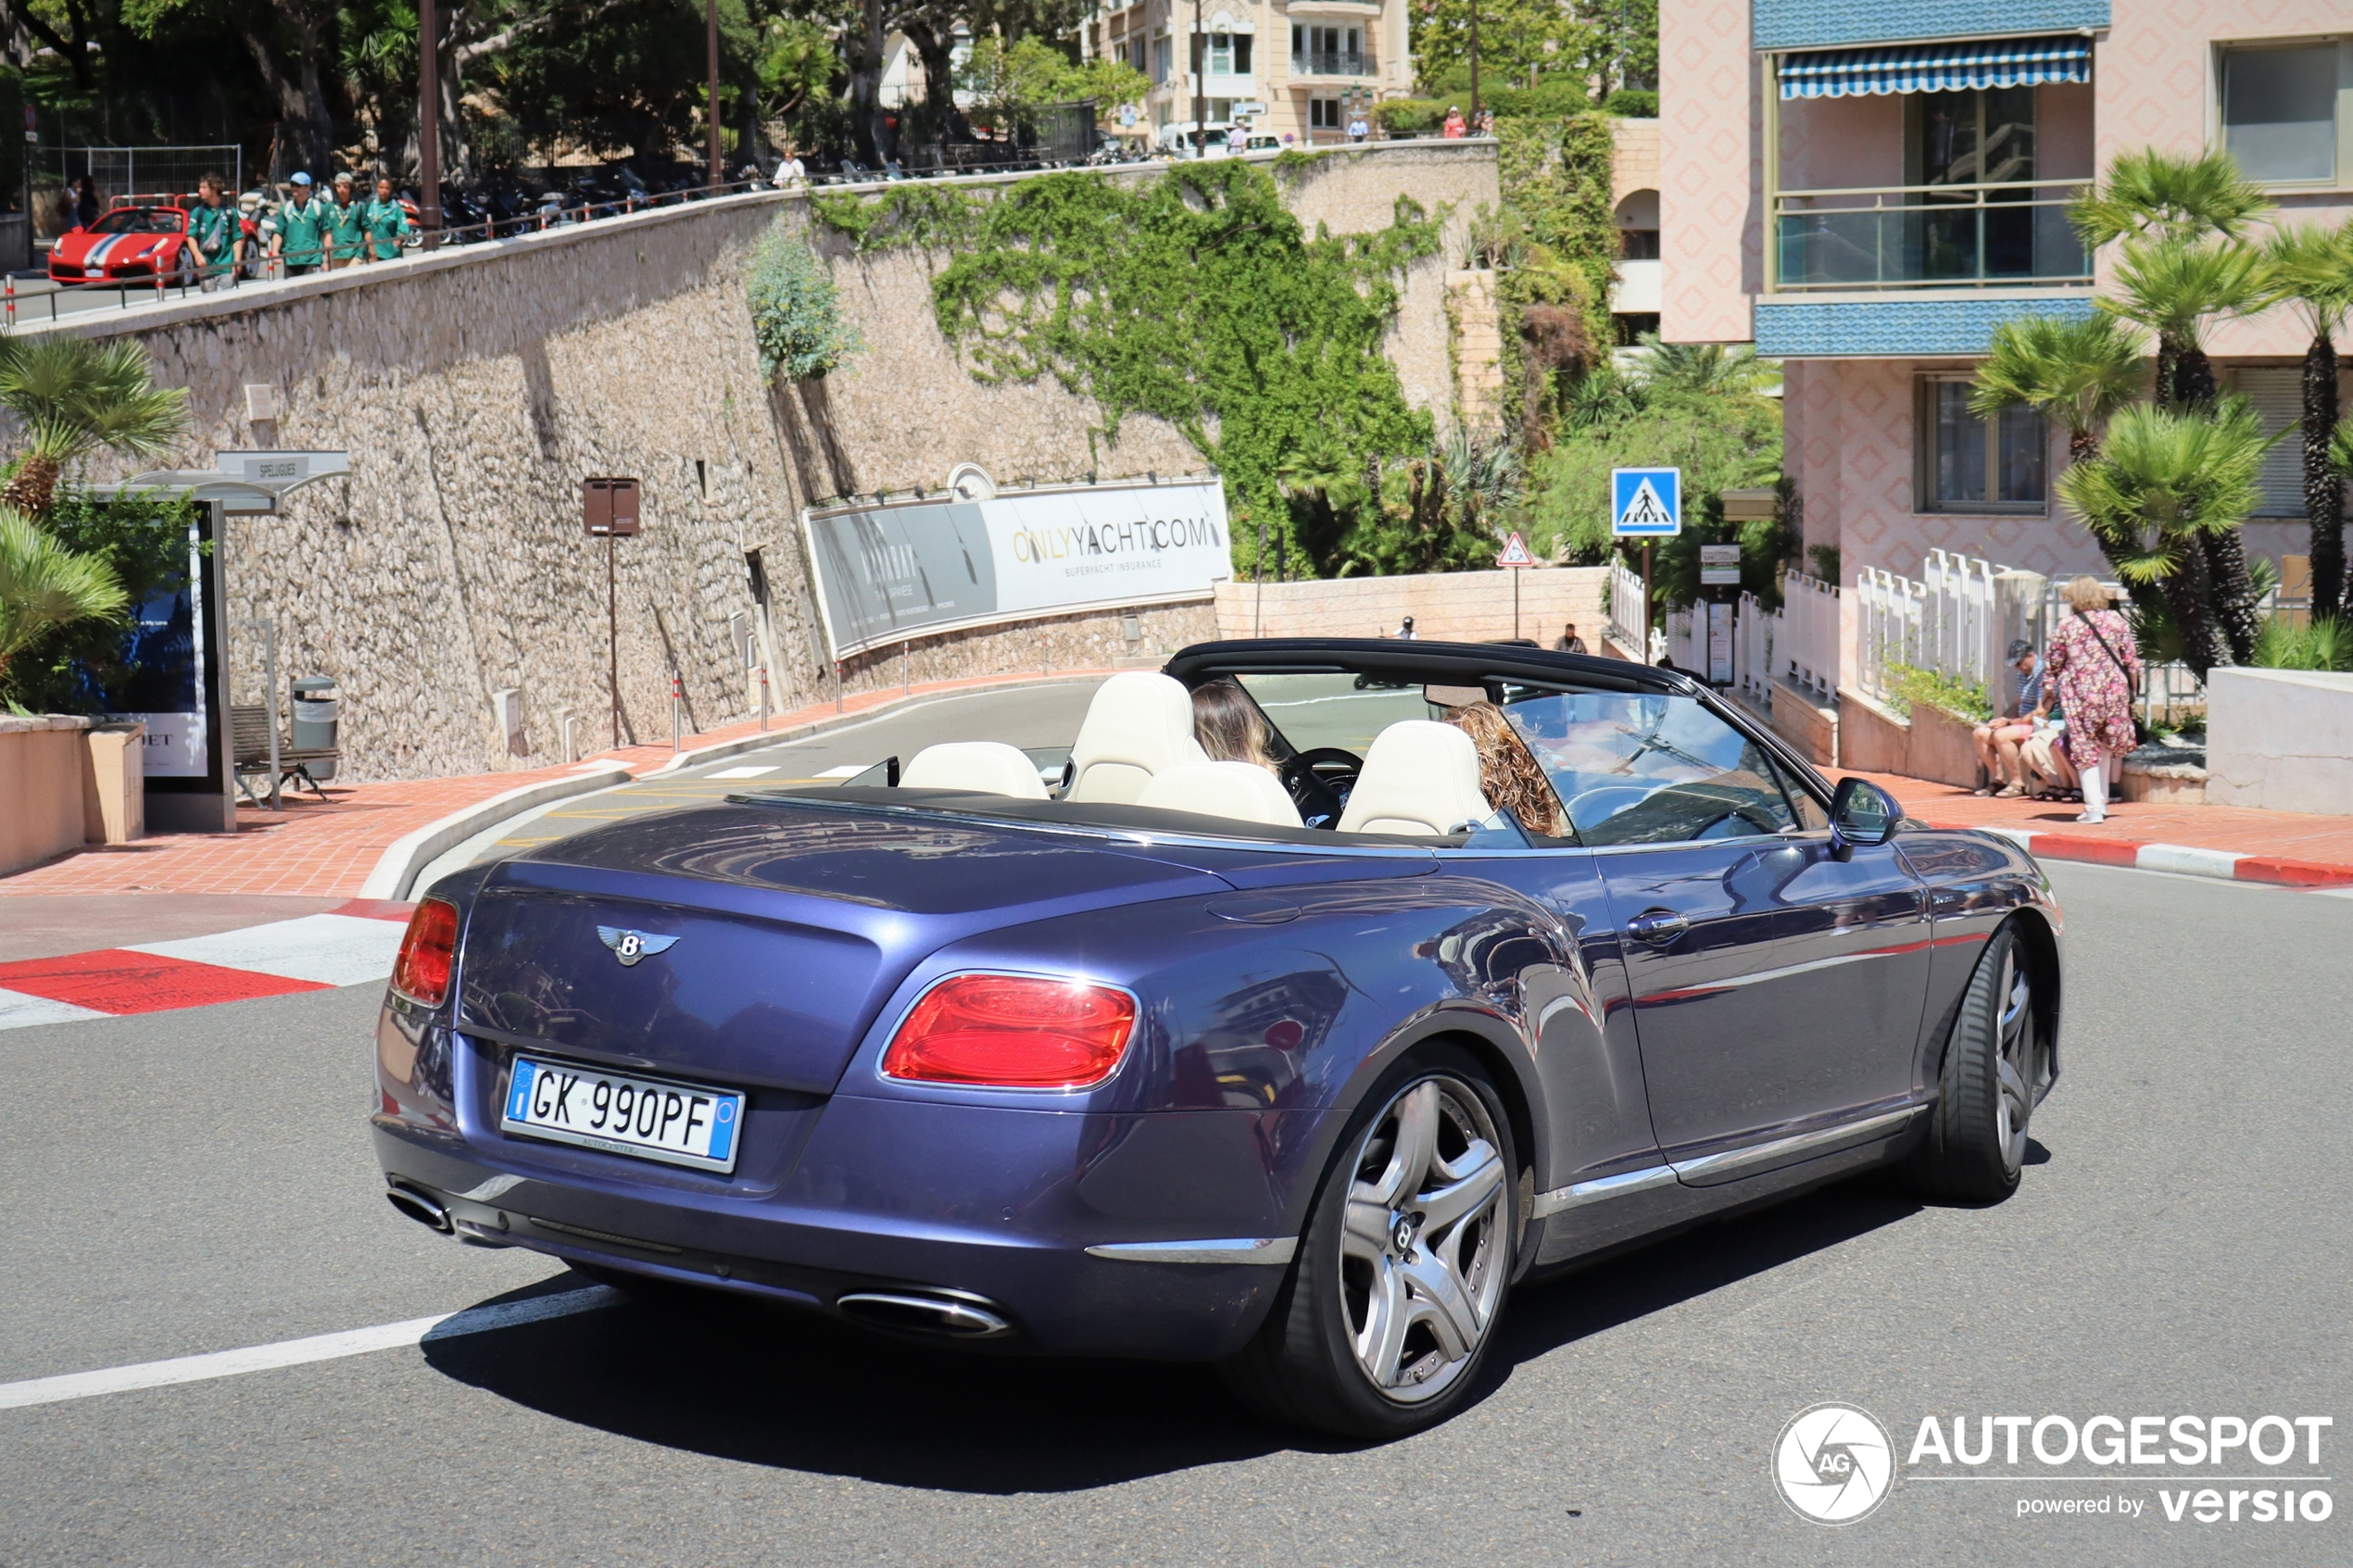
[[372, 639, 2061, 1437]]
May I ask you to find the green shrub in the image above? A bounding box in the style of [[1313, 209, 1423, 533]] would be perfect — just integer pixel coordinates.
[[0, 483, 190, 715], [1887, 662, 1993, 724], [2252, 613, 2353, 671], [1604, 88, 1658, 117], [745, 223, 862, 384], [1377, 99, 1444, 135]]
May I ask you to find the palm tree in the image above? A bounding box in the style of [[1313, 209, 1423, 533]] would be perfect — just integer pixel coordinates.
[[2055, 398, 2274, 678], [0, 337, 189, 516], [2100, 238, 2268, 408], [1634, 333, 1774, 401], [1970, 313, 2159, 619], [0, 507, 129, 689], [1970, 313, 2145, 462], [2067, 148, 2271, 249], [2261, 220, 2353, 621]]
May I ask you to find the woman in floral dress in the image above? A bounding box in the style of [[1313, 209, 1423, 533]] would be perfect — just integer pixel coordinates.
[[2034, 575, 2141, 824]]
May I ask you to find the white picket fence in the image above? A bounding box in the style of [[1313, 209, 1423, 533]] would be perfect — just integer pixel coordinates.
[[1780, 571, 1841, 696], [1606, 554, 1648, 659], [1854, 549, 2007, 705]]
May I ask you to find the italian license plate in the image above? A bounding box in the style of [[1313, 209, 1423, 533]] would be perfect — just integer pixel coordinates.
[[501, 1055, 744, 1174]]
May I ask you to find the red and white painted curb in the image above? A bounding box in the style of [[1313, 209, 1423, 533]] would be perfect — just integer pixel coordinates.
[[1959, 826, 2353, 890], [0, 901, 412, 1031]]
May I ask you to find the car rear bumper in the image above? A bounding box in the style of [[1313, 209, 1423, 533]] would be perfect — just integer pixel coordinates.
[[371, 1088, 1315, 1361]]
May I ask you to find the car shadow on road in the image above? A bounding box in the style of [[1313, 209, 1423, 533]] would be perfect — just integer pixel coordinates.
[[421, 1172, 1920, 1491]]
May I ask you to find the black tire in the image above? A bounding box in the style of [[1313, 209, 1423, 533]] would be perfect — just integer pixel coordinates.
[[1909, 925, 2045, 1204], [1221, 1045, 1519, 1439]]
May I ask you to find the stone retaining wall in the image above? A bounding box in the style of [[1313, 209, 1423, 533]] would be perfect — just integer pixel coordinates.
[[1214, 566, 1607, 646], [40, 144, 1498, 782]]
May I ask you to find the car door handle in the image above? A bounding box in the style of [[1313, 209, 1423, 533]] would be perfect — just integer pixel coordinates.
[[1625, 909, 1689, 944]]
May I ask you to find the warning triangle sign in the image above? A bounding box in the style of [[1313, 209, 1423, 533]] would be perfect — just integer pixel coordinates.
[[1618, 478, 1676, 533], [1495, 531, 1536, 568]]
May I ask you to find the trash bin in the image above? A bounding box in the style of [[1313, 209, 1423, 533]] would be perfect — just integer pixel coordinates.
[[290, 676, 338, 781]]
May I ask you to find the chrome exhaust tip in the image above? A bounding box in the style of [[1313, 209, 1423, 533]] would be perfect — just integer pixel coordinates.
[[386, 1184, 454, 1235], [836, 1289, 1013, 1339]]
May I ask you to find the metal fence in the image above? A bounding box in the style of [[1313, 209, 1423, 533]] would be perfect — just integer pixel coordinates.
[[1605, 554, 1647, 660], [1780, 571, 1841, 696], [35, 144, 242, 223], [1854, 548, 2006, 705]]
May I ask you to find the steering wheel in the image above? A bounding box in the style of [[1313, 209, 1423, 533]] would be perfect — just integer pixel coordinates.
[[1279, 746, 1364, 827]]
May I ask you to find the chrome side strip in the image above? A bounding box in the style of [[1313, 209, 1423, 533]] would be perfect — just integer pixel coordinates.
[[1667, 1106, 1922, 1184], [1085, 1236, 1298, 1265], [1530, 1163, 1679, 1218]]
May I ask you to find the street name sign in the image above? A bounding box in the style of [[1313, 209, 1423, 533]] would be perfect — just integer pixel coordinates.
[[1612, 468, 1680, 537]]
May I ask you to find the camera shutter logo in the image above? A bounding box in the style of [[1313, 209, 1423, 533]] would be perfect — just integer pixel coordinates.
[[1774, 1403, 1895, 1524]]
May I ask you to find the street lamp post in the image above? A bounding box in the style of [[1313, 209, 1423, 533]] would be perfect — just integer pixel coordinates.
[[1191, 0, 1207, 158], [707, 0, 723, 187], [417, 0, 442, 245]]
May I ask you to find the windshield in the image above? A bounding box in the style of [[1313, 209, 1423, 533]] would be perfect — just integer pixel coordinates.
[[1500, 690, 1822, 846], [92, 208, 182, 234], [1236, 673, 1455, 757]]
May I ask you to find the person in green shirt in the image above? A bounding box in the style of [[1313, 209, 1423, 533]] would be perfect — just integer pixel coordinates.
[[184, 173, 239, 292], [271, 171, 332, 277], [362, 177, 409, 262], [327, 172, 367, 268]]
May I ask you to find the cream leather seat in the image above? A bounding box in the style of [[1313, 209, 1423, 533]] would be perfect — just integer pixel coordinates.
[[900, 741, 1050, 799], [1067, 672, 1211, 803], [1337, 721, 1493, 836], [1136, 762, 1304, 829]]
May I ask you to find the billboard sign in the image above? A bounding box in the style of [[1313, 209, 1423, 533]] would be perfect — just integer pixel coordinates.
[[802, 478, 1231, 659]]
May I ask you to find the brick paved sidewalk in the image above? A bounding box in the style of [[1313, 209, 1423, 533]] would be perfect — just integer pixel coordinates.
[[0, 671, 1114, 901], [1861, 772, 2353, 887]]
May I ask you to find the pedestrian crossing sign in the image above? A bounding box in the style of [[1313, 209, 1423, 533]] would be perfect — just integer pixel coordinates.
[[1612, 468, 1681, 537]]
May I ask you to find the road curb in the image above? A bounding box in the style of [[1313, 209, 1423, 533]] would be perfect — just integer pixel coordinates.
[[356, 764, 633, 901], [1944, 822, 2353, 889]]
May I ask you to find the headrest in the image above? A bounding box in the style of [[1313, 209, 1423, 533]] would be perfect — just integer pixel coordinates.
[[1067, 671, 1210, 804], [1336, 721, 1492, 836], [1136, 761, 1303, 828], [899, 741, 1050, 799]]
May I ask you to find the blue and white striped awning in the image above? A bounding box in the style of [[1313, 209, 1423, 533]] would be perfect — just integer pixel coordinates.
[[1778, 36, 2091, 99]]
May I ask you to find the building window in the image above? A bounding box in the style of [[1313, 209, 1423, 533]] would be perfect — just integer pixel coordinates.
[[1152, 35, 1171, 85], [1919, 377, 2045, 512], [2221, 42, 2347, 185], [1618, 228, 1659, 259], [1232, 33, 1252, 74], [1310, 97, 1341, 131]]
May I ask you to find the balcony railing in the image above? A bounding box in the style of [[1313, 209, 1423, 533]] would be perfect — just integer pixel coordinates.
[[1771, 179, 2091, 293], [1291, 48, 1376, 77]]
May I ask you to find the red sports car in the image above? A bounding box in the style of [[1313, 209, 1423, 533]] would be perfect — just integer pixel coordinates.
[[48, 201, 199, 286]]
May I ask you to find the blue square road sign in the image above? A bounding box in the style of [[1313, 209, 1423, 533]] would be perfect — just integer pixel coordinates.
[[1612, 468, 1681, 537]]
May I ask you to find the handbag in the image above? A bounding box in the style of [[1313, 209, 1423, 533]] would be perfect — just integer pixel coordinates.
[[2068, 608, 2153, 747]]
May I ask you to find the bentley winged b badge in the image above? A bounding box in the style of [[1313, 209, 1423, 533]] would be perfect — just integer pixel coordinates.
[[598, 926, 680, 967]]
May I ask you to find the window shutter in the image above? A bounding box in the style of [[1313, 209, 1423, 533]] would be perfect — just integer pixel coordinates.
[[2235, 367, 2306, 518]]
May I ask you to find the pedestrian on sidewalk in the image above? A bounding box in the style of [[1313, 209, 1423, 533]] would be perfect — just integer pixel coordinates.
[[362, 177, 410, 261], [2039, 575, 2141, 824], [1554, 621, 1588, 654], [1971, 639, 2042, 796], [327, 173, 366, 269], [186, 174, 240, 292], [271, 172, 331, 277], [1393, 615, 1417, 640]]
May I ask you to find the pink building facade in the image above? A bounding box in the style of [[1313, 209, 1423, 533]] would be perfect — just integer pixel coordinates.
[[1662, 0, 2353, 625]]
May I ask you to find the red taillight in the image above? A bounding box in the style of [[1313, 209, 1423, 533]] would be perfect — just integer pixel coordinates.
[[881, 974, 1137, 1088], [391, 898, 459, 1007]]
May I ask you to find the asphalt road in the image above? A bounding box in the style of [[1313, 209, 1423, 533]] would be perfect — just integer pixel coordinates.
[[3, 858, 2347, 1565]]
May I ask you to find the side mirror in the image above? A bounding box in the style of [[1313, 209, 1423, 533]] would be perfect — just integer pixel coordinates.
[[1828, 777, 1902, 854]]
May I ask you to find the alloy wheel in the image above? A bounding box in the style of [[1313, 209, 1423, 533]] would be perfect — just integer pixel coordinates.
[[1993, 947, 2036, 1173], [1339, 1076, 1508, 1403]]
